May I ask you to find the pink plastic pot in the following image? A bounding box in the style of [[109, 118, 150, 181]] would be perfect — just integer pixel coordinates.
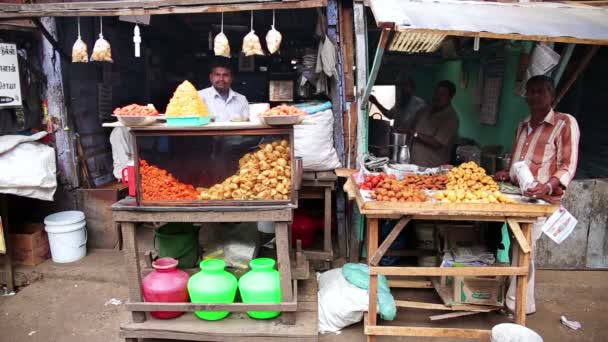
[[142, 257, 190, 319]]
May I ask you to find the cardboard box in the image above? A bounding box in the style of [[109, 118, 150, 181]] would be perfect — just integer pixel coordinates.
[[452, 276, 505, 306], [437, 224, 484, 252], [9, 223, 50, 266]]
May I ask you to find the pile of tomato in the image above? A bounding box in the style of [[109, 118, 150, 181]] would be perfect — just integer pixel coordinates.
[[359, 173, 396, 190]]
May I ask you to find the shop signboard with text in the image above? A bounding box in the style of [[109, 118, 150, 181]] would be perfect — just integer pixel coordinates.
[[0, 43, 22, 107]]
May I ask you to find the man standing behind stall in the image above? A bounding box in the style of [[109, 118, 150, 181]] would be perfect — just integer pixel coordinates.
[[369, 79, 426, 132], [407, 80, 459, 167], [198, 60, 249, 122], [495, 75, 580, 314]]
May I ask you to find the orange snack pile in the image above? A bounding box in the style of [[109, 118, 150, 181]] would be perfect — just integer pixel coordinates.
[[260, 105, 306, 117], [370, 178, 428, 203], [401, 174, 447, 190], [113, 104, 159, 116], [140, 160, 199, 201]]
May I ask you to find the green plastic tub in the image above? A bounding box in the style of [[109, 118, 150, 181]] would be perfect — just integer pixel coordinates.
[[154, 223, 200, 269], [166, 116, 210, 126]]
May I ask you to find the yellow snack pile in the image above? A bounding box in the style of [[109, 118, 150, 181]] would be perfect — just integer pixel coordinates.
[[446, 161, 499, 192], [198, 139, 292, 201], [435, 161, 515, 203], [165, 81, 209, 117]]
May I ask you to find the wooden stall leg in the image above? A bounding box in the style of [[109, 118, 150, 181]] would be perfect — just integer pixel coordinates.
[[324, 187, 333, 254], [515, 222, 532, 325], [1, 195, 13, 293], [121, 222, 146, 323], [366, 218, 379, 342], [275, 222, 296, 325]]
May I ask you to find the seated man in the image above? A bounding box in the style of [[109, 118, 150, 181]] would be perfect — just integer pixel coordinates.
[[198, 60, 249, 122]]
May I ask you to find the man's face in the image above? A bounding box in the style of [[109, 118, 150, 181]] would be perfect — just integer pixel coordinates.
[[209, 67, 233, 93], [432, 86, 452, 109], [525, 82, 553, 111]]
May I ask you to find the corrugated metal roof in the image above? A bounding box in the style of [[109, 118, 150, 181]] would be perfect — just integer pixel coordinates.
[[369, 0, 608, 45]]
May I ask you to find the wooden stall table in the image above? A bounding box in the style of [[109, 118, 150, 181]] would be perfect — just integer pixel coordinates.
[[299, 171, 338, 262], [345, 177, 558, 341], [112, 198, 317, 342]]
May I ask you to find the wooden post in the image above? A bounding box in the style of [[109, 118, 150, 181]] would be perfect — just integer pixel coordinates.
[[275, 222, 295, 325], [324, 187, 333, 256], [40, 17, 79, 189], [121, 222, 145, 323], [366, 217, 379, 342], [368, 216, 411, 266], [360, 28, 392, 110], [0, 195, 13, 293], [553, 45, 599, 107], [340, 0, 355, 102], [515, 222, 532, 325]]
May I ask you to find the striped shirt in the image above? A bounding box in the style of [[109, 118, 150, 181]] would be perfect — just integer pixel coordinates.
[[198, 86, 249, 122], [509, 109, 580, 196]]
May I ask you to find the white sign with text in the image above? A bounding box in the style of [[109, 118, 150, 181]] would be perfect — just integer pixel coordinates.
[[0, 43, 22, 107]]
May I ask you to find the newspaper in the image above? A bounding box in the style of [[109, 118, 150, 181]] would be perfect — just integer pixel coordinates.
[[541, 206, 578, 244]]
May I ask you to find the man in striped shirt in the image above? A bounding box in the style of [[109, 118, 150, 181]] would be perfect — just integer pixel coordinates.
[[495, 75, 580, 314]]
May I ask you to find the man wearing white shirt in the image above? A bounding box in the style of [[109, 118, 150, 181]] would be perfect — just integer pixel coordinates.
[[198, 61, 249, 122]]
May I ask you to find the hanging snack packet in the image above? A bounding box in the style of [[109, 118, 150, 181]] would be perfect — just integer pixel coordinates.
[[242, 30, 264, 56], [72, 37, 88, 63], [214, 32, 231, 58], [266, 25, 282, 54], [91, 33, 113, 62]]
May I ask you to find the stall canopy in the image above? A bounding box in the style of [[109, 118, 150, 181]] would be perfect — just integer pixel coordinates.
[[369, 0, 608, 46], [0, 0, 327, 18], [360, 0, 608, 108]]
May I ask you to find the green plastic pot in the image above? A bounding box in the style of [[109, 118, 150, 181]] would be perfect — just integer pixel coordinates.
[[154, 223, 199, 269], [238, 258, 282, 319], [187, 259, 237, 321]]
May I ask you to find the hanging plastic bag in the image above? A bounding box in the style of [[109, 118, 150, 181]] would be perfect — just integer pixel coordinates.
[[242, 11, 263, 56], [265, 10, 282, 54], [214, 13, 230, 58], [91, 18, 113, 62], [72, 18, 88, 63], [72, 37, 88, 63]]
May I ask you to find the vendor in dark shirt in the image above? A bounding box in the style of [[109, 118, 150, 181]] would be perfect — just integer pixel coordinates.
[[406, 80, 459, 167]]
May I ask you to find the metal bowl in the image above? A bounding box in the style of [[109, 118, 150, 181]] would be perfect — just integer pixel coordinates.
[[259, 115, 305, 126], [113, 115, 158, 127]]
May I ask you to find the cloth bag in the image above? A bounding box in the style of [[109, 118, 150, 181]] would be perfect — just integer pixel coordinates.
[[294, 108, 341, 171]]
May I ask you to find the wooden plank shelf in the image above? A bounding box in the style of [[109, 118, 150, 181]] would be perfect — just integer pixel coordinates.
[[120, 311, 318, 342]]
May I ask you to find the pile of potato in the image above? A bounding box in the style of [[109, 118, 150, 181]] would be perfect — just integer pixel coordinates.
[[446, 161, 499, 192], [434, 189, 515, 204], [198, 139, 291, 200]]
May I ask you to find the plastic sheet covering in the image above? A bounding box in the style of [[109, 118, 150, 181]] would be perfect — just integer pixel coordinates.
[[0, 132, 57, 201], [369, 0, 608, 43]]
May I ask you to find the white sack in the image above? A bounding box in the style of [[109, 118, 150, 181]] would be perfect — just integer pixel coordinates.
[[294, 108, 341, 171], [0, 132, 57, 201], [317, 268, 369, 334]]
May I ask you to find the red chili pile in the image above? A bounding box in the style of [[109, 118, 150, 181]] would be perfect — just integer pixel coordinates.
[[140, 160, 199, 201]]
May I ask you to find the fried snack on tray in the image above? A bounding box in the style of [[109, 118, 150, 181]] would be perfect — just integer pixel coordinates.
[[113, 104, 159, 116], [260, 104, 306, 117], [446, 161, 500, 192], [370, 178, 428, 203], [401, 174, 447, 190], [140, 160, 199, 201], [434, 161, 515, 203], [198, 139, 292, 201]]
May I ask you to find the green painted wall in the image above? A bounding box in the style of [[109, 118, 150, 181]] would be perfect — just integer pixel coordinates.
[[412, 45, 533, 152]]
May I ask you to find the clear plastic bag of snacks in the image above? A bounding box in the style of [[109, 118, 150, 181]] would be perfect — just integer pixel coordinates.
[[72, 37, 88, 63], [214, 32, 230, 58], [266, 25, 282, 54], [91, 33, 113, 62]]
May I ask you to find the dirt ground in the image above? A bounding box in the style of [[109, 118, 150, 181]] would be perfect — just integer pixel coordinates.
[[1, 250, 607, 342]]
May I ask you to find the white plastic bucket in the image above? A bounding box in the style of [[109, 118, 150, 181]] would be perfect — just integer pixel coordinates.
[[490, 323, 543, 342], [44, 211, 87, 263]]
